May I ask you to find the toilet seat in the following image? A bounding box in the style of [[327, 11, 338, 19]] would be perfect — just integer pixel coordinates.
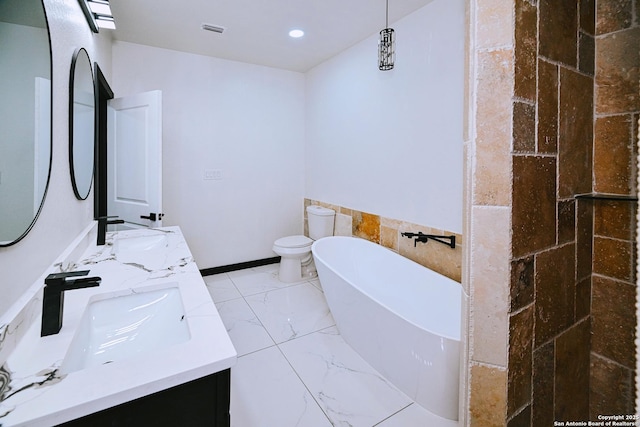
[[273, 235, 313, 251]]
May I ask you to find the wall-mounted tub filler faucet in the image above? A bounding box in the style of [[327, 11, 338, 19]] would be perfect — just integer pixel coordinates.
[[97, 216, 125, 245], [41, 271, 101, 336], [401, 231, 456, 249]]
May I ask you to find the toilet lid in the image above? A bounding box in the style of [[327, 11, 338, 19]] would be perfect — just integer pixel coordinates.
[[274, 235, 313, 248]]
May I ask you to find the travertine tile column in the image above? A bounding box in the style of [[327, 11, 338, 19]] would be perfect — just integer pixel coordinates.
[[466, 0, 513, 424]]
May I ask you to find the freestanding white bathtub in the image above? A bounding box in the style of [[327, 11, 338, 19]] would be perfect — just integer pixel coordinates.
[[312, 236, 462, 421]]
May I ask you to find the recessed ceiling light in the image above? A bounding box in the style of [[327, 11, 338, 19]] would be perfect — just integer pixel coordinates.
[[288, 29, 304, 38], [202, 23, 225, 34]]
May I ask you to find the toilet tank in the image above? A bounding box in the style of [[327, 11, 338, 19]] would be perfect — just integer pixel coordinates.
[[307, 206, 335, 240]]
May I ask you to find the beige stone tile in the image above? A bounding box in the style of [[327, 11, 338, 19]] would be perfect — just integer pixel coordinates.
[[470, 363, 507, 426], [379, 217, 402, 251], [380, 226, 398, 251], [430, 245, 463, 283], [380, 216, 402, 228], [476, 0, 514, 49], [463, 142, 472, 296], [398, 228, 462, 283], [351, 210, 380, 243], [339, 206, 352, 216], [333, 213, 352, 237], [304, 198, 313, 209], [475, 48, 514, 206], [316, 201, 341, 213], [470, 206, 510, 366]]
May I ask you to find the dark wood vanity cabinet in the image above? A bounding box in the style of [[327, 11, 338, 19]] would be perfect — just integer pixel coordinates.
[[58, 369, 231, 427]]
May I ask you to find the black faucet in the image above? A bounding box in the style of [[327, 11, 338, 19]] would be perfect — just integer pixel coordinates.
[[41, 271, 101, 336], [401, 231, 456, 248], [97, 216, 125, 245]]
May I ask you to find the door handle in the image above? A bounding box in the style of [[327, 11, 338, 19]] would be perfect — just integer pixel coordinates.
[[140, 213, 164, 221]]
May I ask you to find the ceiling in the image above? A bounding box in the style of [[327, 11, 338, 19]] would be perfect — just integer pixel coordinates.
[[0, 0, 48, 28], [108, 0, 434, 73]]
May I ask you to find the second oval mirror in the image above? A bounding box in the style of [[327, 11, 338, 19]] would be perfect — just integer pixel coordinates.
[[69, 47, 95, 200]]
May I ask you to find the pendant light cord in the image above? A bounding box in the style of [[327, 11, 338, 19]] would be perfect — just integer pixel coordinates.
[[385, 0, 389, 29]]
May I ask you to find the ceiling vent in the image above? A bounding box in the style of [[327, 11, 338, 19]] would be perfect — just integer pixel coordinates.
[[201, 23, 225, 34]]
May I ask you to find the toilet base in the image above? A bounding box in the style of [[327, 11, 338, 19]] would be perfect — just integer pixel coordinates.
[[277, 256, 316, 283], [278, 257, 303, 283]]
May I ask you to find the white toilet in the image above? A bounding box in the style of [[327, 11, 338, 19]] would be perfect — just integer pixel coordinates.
[[273, 206, 335, 283]]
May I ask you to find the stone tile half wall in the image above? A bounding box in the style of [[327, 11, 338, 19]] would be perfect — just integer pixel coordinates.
[[304, 199, 462, 283]]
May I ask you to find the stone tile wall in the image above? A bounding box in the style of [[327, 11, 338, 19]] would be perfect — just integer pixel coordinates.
[[507, 0, 596, 424], [590, 0, 639, 417], [504, 0, 639, 424], [303, 199, 463, 283]]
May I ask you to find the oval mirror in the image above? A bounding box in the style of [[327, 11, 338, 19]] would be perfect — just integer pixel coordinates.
[[69, 47, 95, 200], [0, 0, 52, 246]]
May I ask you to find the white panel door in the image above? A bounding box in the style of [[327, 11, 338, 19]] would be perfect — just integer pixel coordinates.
[[107, 90, 162, 228]]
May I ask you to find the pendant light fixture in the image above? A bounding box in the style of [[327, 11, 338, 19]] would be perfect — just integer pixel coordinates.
[[378, 0, 395, 71]]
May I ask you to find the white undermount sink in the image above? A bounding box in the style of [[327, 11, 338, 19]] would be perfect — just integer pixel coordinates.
[[60, 284, 191, 374], [113, 234, 168, 255], [113, 234, 170, 269]]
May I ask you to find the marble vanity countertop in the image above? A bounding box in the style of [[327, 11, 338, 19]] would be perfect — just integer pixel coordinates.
[[0, 226, 237, 427]]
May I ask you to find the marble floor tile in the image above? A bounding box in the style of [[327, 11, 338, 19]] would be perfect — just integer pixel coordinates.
[[204, 273, 241, 303], [375, 403, 459, 427], [309, 277, 323, 292], [280, 327, 413, 427], [251, 263, 280, 274], [227, 267, 292, 296], [245, 282, 335, 344], [230, 346, 332, 427], [207, 265, 452, 426], [215, 298, 275, 356]]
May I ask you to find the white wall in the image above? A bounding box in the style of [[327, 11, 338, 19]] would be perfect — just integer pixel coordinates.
[[0, 0, 112, 315], [305, 0, 465, 233], [112, 42, 306, 269]]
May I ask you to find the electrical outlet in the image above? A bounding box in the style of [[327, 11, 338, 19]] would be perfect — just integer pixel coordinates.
[[204, 169, 223, 180]]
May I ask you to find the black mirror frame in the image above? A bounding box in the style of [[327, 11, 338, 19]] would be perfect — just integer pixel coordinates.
[[69, 47, 96, 200]]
